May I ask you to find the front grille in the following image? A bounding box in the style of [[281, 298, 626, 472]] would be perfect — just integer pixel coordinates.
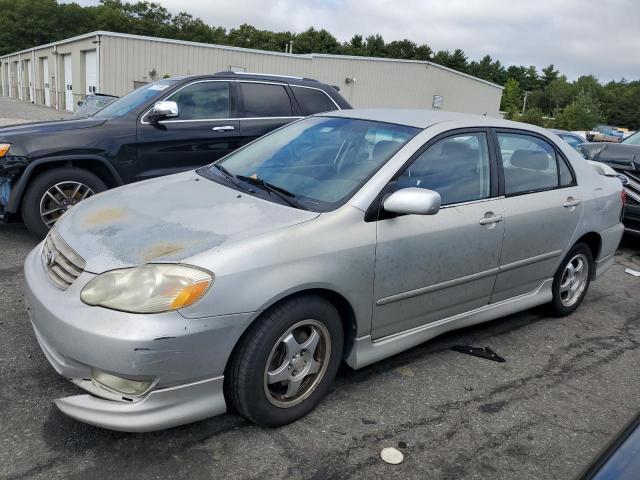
[[615, 169, 640, 205], [41, 229, 86, 290]]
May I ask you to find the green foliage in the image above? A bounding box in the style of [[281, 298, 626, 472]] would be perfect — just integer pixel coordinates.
[[1, 0, 639, 129], [501, 78, 522, 112], [555, 89, 603, 130]]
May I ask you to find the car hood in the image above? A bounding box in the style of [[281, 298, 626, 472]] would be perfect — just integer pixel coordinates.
[[54, 170, 320, 273], [580, 142, 640, 171], [0, 118, 107, 138]]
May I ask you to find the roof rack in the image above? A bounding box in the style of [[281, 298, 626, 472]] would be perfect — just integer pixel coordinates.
[[213, 71, 319, 82]]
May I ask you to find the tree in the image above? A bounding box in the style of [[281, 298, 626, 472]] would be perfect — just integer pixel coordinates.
[[541, 64, 559, 88], [501, 78, 522, 113], [546, 76, 572, 115], [555, 89, 603, 130]]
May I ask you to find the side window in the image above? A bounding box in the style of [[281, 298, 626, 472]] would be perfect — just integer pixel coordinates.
[[291, 86, 338, 115], [166, 81, 230, 120], [497, 133, 558, 195], [396, 132, 491, 206], [241, 82, 292, 117], [558, 157, 575, 186]]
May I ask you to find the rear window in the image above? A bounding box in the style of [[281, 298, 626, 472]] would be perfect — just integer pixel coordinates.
[[241, 82, 292, 117], [291, 86, 338, 115]]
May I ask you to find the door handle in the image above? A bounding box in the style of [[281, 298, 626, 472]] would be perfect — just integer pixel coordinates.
[[212, 125, 235, 132], [563, 198, 581, 208], [479, 213, 504, 225]]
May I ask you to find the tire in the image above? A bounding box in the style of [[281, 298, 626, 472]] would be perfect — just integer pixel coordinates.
[[21, 167, 107, 239], [548, 243, 593, 317], [226, 295, 344, 427]]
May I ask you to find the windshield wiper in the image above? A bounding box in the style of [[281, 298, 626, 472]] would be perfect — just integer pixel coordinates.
[[212, 164, 251, 192], [235, 175, 304, 209]]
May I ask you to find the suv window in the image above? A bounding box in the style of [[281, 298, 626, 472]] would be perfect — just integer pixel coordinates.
[[166, 81, 231, 120], [241, 82, 292, 117], [498, 133, 561, 195], [396, 132, 491, 206], [291, 86, 337, 115]]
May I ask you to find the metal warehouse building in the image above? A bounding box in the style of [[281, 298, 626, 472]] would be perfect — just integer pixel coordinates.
[[1, 31, 503, 115]]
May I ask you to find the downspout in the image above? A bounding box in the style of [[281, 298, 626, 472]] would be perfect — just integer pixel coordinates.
[[31, 49, 36, 103], [53, 45, 59, 110], [96, 34, 101, 94], [17, 52, 22, 100]]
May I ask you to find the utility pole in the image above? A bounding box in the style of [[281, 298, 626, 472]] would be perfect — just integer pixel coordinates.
[[522, 91, 529, 115]]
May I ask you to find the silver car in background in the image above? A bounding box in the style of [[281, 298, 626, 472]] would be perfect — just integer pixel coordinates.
[[23, 110, 624, 432]]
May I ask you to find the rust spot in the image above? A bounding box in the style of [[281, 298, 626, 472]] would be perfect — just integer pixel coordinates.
[[140, 242, 186, 262], [83, 207, 128, 227]]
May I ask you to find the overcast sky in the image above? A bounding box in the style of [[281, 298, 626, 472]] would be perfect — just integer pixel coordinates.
[[73, 0, 640, 82]]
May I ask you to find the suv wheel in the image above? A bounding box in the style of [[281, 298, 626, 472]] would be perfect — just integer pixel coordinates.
[[549, 243, 593, 316], [226, 295, 343, 427], [21, 167, 107, 238]]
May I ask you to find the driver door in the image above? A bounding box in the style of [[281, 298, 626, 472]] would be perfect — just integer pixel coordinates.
[[136, 80, 241, 180], [372, 130, 505, 339]]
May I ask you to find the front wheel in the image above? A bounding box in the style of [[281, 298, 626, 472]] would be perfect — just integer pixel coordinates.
[[549, 243, 593, 316], [226, 296, 343, 427], [21, 167, 107, 238]]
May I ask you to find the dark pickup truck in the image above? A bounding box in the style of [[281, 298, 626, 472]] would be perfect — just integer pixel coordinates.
[[0, 71, 351, 237]]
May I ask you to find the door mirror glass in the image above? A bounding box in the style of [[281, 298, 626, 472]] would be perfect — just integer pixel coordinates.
[[383, 187, 441, 215], [148, 100, 179, 122]]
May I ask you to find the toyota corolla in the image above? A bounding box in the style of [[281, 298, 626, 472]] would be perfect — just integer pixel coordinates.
[[23, 109, 624, 432]]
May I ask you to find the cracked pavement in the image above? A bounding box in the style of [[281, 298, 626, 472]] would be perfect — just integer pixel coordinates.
[[1, 221, 639, 480]]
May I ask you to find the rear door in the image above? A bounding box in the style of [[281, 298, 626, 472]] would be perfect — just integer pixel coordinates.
[[237, 81, 301, 145], [490, 130, 583, 302], [136, 80, 241, 180]]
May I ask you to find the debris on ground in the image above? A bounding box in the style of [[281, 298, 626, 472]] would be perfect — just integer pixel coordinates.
[[624, 268, 640, 277], [380, 447, 404, 465], [452, 345, 506, 362]]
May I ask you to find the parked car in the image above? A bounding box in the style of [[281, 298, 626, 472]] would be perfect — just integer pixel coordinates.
[[577, 413, 640, 480], [580, 131, 640, 234], [23, 109, 624, 432], [0, 71, 351, 237], [550, 129, 586, 152], [73, 93, 118, 118]]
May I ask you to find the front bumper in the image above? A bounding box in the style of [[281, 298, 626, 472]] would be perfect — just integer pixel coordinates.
[[23, 245, 257, 431]]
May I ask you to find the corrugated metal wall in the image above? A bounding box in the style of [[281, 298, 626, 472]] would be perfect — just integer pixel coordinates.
[[2, 32, 503, 116], [101, 34, 502, 116]]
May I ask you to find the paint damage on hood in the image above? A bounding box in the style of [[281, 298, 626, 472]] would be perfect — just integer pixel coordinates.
[[54, 170, 319, 273]]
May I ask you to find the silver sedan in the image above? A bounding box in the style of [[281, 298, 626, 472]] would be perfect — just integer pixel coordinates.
[[23, 109, 624, 431]]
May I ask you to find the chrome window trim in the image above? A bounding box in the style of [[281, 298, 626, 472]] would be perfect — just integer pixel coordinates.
[[140, 79, 233, 125], [290, 84, 341, 110]]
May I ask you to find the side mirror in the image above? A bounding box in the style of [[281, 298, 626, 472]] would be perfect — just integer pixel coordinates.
[[383, 187, 441, 216], [147, 100, 178, 122]]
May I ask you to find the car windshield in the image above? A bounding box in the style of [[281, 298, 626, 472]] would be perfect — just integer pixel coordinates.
[[204, 116, 419, 211], [92, 80, 179, 119], [622, 131, 640, 145]]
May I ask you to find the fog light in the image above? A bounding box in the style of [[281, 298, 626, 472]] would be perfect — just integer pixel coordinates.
[[91, 370, 153, 396]]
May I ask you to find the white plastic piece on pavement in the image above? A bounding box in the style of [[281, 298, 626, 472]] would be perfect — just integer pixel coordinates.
[[625, 268, 640, 277], [380, 447, 404, 464]]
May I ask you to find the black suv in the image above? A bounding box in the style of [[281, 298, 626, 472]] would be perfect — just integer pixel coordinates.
[[0, 72, 351, 237]]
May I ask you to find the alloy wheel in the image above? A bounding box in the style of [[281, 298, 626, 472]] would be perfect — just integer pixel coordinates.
[[559, 253, 589, 307], [263, 319, 331, 408], [39, 181, 94, 228]]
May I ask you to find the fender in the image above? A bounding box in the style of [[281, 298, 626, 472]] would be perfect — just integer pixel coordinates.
[[7, 155, 124, 212]]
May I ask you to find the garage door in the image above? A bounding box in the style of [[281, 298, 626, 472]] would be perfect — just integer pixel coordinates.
[[85, 50, 97, 95], [42, 58, 50, 106]]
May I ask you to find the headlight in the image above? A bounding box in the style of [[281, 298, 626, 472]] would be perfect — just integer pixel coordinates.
[[0, 143, 10, 157], [80, 264, 213, 313]]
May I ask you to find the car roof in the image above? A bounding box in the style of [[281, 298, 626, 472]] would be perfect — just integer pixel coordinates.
[[322, 108, 527, 130]]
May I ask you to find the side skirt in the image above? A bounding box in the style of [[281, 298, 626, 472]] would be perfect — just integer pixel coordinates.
[[345, 279, 553, 369]]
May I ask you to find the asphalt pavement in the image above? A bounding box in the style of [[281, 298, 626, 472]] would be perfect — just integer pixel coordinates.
[[1, 98, 640, 479]]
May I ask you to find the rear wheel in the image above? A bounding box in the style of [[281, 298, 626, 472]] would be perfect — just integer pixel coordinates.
[[21, 168, 106, 238], [549, 243, 593, 316], [226, 295, 343, 427]]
